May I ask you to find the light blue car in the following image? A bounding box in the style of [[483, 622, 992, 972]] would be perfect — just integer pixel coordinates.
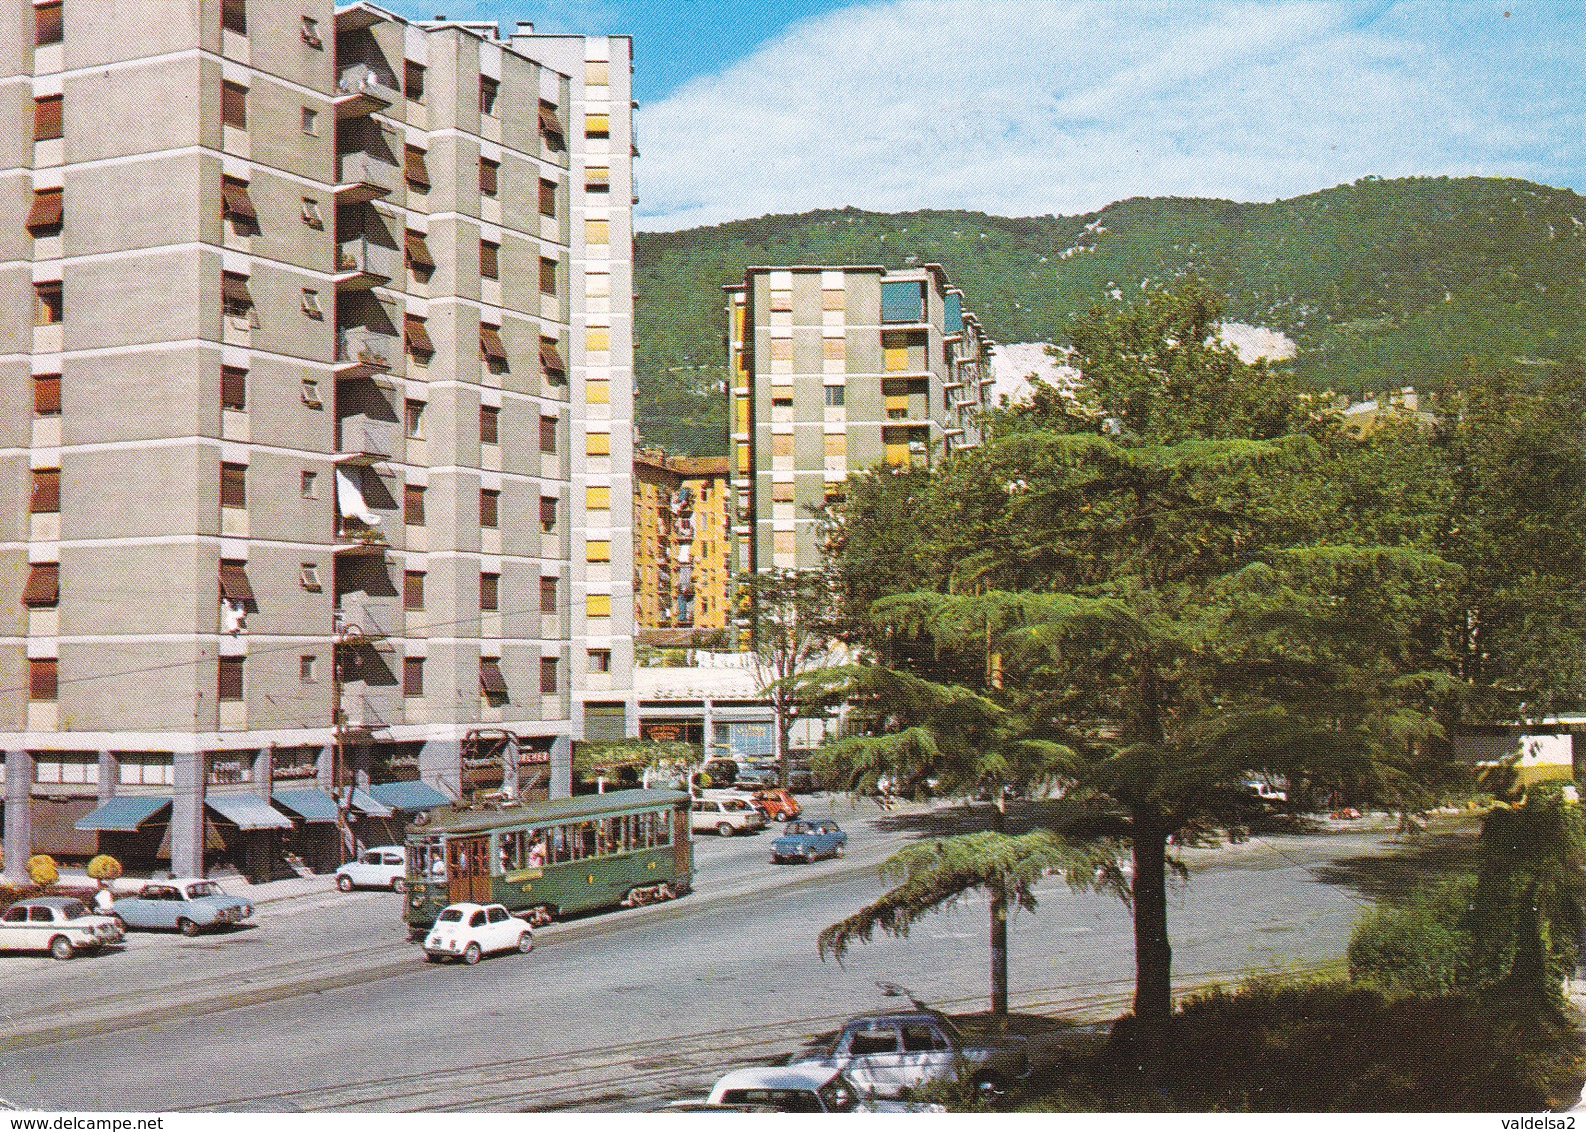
[[111, 878, 254, 936], [771, 820, 847, 864]]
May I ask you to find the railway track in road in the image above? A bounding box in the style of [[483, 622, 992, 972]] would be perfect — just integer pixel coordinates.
[[178, 960, 1338, 1112]]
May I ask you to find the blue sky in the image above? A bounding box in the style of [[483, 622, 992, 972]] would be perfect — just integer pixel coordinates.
[[387, 1, 1586, 232]]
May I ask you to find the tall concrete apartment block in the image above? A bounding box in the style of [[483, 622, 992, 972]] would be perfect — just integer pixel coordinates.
[[726, 266, 992, 574], [0, 0, 634, 883]]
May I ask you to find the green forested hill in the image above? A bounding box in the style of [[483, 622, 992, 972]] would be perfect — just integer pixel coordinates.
[[634, 176, 1586, 455]]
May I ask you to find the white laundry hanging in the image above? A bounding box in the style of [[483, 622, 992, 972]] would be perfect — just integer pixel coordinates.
[[336, 467, 382, 525]]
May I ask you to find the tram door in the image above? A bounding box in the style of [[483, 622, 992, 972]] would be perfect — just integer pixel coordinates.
[[672, 807, 690, 873], [447, 835, 492, 904]]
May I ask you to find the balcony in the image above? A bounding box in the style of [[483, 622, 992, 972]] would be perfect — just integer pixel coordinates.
[[340, 686, 400, 731], [335, 594, 398, 643], [335, 236, 398, 290], [335, 327, 400, 380], [334, 63, 398, 119], [335, 151, 399, 205], [336, 414, 399, 465]]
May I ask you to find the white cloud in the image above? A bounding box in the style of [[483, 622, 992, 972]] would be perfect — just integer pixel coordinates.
[[635, 0, 1585, 230]]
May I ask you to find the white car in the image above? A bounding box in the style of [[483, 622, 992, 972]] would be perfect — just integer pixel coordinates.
[[691, 796, 767, 837], [422, 902, 533, 965], [704, 1065, 942, 1112], [336, 846, 408, 892], [0, 896, 124, 960]]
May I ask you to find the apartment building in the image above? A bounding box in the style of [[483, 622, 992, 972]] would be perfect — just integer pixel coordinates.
[[726, 265, 992, 573], [0, 0, 634, 882], [632, 449, 732, 638]]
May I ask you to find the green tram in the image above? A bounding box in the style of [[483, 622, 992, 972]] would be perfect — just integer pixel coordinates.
[[402, 788, 694, 936]]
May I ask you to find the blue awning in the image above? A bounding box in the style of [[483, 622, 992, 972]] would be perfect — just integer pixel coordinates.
[[206, 792, 294, 830], [368, 780, 450, 813], [75, 796, 171, 832], [349, 788, 393, 818], [272, 789, 340, 823]]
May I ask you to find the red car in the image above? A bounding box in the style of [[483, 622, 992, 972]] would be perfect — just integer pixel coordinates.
[[749, 789, 802, 822]]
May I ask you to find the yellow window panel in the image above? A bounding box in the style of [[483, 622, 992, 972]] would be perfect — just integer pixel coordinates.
[[771, 434, 794, 457], [585, 113, 610, 135], [586, 326, 611, 350], [884, 394, 910, 411], [822, 289, 845, 310], [736, 444, 750, 472], [586, 380, 610, 404], [584, 61, 610, 85], [586, 486, 611, 509], [585, 219, 610, 244], [736, 397, 750, 432], [771, 481, 794, 502], [884, 346, 909, 371], [586, 431, 611, 455], [769, 290, 792, 312], [586, 593, 612, 617], [586, 540, 611, 562], [774, 531, 796, 555], [884, 443, 910, 466], [732, 305, 746, 337], [824, 434, 847, 457], [769, 338, 793, 360], [823, 338, 846, 361]]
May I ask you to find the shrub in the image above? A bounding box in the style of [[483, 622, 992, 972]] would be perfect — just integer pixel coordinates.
[[86, 854, 122, 882], [27, 854, 58, 887], [1348, 877, 1474, 995]]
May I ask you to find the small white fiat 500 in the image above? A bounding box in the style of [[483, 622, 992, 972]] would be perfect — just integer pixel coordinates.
[[335, 846, 408, 892], [422, 902, 534, 965]]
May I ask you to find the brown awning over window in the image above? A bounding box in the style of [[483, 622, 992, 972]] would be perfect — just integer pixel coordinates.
[[34, 95, 62, 141], [539, 338, 565, 374], [25, 188, 62, 232], [404, 230, 433, 268], [479, 658, 508, 697], [30, 469, 60, 513], [404, 146, 430, 189], [479, 157, 498, 196], [538, 103, 564, 145], [33, 374, 61, 416], [221, 178, 257, 221], [22, 563, 59, 608], [404, 315, 434, 355], [480, 325, 507, 362], [218, 561, 255, 604], [221, 272, 253, 308]]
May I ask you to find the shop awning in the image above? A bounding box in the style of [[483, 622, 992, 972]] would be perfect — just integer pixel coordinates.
[[348, 788, 394, 818], [272, 789, 339, 823], [368, 780, 449, 813], [75, 795, 172, 832], [207, 793, 294, 830]]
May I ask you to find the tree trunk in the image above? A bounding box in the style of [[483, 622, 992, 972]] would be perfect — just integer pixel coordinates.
[[1131, 823, 1173, 1055], [990, 883, 1008, 1017], [776, 706, 792, 793]]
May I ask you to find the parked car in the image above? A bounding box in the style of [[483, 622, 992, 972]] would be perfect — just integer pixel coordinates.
[[791, 1009, 1029, 1097], [111, 878, 254, 936], [785, 762, 819, 793], [335, 845, 408, 892], [1244, 779, 1288, 804], [734, 763, 781, 789], [691, 796, 766, 836], [749, 788, 802, 822], [703, 1066, 942, 1112], [700, 759, 739, 787], [0, 896, 123, 960], [422, 902, 534, 965], [771, 819, 846, 863]]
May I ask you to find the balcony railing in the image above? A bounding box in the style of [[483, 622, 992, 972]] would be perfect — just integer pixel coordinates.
[[335, 63, 398, 118], [335, 328, 399, 377], [335, 151, 399, 203], [336, 237, 398, 288], [335, 596, 398, 641], [336, 414, 399, 464]]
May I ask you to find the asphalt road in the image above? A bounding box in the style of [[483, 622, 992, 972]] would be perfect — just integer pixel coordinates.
[[0, 808, 1474, 1112]]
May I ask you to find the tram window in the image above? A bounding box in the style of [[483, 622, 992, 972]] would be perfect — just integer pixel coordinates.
[[656, 811, 672, 847], [552, 826, 570, 863], [579, 824, 597, 859]]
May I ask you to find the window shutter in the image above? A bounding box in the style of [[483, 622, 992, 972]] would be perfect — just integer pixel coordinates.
[[584, 166, 610, 191], [584, 219, 609, 245], [217, 657, 244, 702], [586, 486, 611, 510], [403, 484, 425, 525], [34, 95, 63, 141], [480, 324, 508, 363], [479, 658, 508, 698], [221, 177, 257, 222], [538, 178, 557, 217], [539, 415, 558, 454], [584, 113, 610, 138], [218, 560, 256, 604], [30, 658, 58, 702], [30, 469, 60, 513], [222, 272, 253, 313], [221, 366, 247, 410], [479, 405, 499, 445], [585, 540, 611, 563], [221, 0, 247, 35], [22, 563, 59, 608], [479, 489, 499, 528], [35, 2, 62, 46], [404, 230, 434, 269], [478, 77, 498, 115], [404, 61, 425, 101], [403, 314, 434, 357], [537, 102, 564, 145], [479, 157, 498, 196], [403, 570, 425, 611], [539, 257, 559, 295], [25, 188, 63, 233], [539, 657, 558, 694], [221, 82, 247, 129], [539, 496, 557, 529], [33, 374, 61, 416], [585, 431, 610, 456], [402, 657, 424, 697], [540, 576, 558, 613], [539, 336, 565, 375], [220, 462, 247, 509], [404, 146, 430, 189], [479, 573, 499, 612], [479, 240, 499, 280], [585, 593, 612, 617]]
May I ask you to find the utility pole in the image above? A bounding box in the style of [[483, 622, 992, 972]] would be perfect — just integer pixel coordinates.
[[331, 640, 351, 864]]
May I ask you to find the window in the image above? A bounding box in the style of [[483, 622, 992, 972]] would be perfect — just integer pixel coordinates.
[[540, 337, 566, 381], [585, 540, 610, 563], [404, 145, 430, 190], [772, 481, 795, 503], [585, 326, 610, 352], [539, 256, 558, 295], [219, 559, 255, 607], [29, 658, 58, 702], [33, 374, 61, 417], [221, 82, 247, 129], [34, 95, 63, 141], [35, 756, 96, 785], [299, 655, 317, 683], [301, 377, 322, 408], [584, 61, 610, 86], [528, 417, 555, 459], [404, 61, 425, 101], [403, 484, 425, 526], [221, 271, 253, 318], [585, 431, 610, 456], [479, 658, 508, 701], [207, 753, 250, 784], [35, 1, 62, 46], [585, 218, 609, 245], [479, 240, 499, 280], [25, 187, 63, 234], [538, 100, 564, 148], [404, 399, 425, 439], [479, 76, 499, 116], [539, 576, 558, 613], [220, 462, 246, 508], [479, 405, 499, 445], [403, 657, 424, 697], [584, 166, 610, 194], [300, 470, 317, 498], [825, 384, 845, 407], [881, 279, 925, 323], [586, 593, 612, 617], [222, 0, 247, 35], [480, 324, 507, 367], [300, 197, 324, 229], [585, 113, 609, 139], [539, 657, 558, 694], [300, 15, 322, 47], [539, 495, 557, 532], [588, 649, 611, 674], [480, 572, 499, 611], [297, 106, 318, 135], [404, 314, 434, 359], [301, 289, 322, 318], [217, 657, 243, 702], [119, 756, 174, 787], [480, 489, 500, 529], [221, 177, 257, 230], [403, 570, 425, 611], [299, 562, 321, 591], [30, 469, 59, 514], [404, 230, 434, 276], [479, 157, 498, 197], [34, 281, 62, 325], [586, 485, 610, 510], [22, 563, 59, 609], [220, 366, 247, 413], [538, 178, 557, 217]]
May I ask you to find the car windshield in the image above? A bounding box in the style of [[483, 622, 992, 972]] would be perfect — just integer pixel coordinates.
[[58, 900, 89, 920], [786, 822, 809, 834], [186, 882, 222, 899], [437, 908, 465, 923]]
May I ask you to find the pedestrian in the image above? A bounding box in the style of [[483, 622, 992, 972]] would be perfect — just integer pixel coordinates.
[[92, 880, 115, 915]]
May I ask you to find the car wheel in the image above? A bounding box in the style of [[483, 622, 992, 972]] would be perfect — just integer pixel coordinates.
[[462, 942, 481, 966], [49, 935, 73, 961], [111, 914, 128, 932], [177, 918, 201, 938], [517, 931, 534, 954], [336, 875, 354, 892], [835, 844, 846, 858], [770, 854, 782, 864], [391, 878, 406, 894], [717, 822, 733, 837], [424, 953, 441, 964]]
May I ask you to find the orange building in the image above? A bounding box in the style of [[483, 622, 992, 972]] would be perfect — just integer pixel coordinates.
[[632, 450, 733, 633]]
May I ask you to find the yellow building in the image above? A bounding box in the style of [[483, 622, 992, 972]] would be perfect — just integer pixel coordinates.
[[633, 450, 733, 635]]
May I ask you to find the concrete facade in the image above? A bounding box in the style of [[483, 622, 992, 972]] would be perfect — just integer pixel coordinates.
[[632, 450, 732, 634], [0, 0, 633, 882], [726, 265, 992, 574]]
